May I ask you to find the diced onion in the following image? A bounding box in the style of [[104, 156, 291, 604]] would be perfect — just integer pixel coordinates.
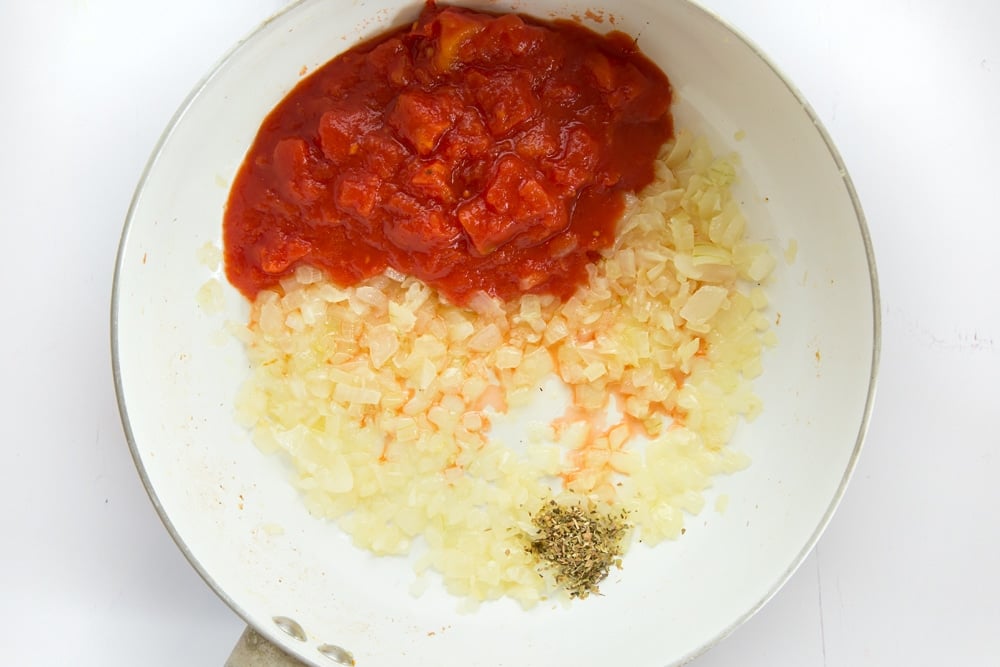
[[233, 129, 774, 606]]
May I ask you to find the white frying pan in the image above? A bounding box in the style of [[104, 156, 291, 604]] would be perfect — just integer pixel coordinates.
[[112, 1, 879, 665]]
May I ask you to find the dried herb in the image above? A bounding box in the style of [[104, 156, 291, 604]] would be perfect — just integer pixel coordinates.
[[527, 498, 629, 599]]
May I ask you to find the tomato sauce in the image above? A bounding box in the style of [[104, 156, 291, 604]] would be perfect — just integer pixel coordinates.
[[224, 2, 672, 305]]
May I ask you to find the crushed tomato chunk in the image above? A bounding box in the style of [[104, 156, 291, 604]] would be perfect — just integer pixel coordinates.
[[224, 2, 673, 305]]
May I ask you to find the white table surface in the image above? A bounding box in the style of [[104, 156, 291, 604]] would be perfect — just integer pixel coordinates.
[[2, 0, 997, 664]]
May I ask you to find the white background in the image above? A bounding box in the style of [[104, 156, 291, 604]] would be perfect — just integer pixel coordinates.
[[1, 0, 997, 665]]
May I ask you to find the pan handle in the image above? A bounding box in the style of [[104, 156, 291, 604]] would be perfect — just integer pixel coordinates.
[[225, 626, 309, 667]]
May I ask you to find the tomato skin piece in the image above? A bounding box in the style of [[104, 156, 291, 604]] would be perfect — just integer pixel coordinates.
[[223, 3, 673, 306]]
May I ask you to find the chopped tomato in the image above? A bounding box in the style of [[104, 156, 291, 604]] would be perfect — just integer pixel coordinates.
[[224, 2, 673, 305]]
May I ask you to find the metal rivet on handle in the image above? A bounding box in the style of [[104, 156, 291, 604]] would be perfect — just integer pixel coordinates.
[[318, 643, 356, 665], [272, 616, 307, 642]]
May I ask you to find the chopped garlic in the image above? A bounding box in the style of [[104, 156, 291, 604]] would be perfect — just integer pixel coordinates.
[[196, 279, 224, 314]]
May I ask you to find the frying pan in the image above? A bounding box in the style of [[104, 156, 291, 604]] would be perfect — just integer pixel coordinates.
[[112, 0, 879, 665]]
